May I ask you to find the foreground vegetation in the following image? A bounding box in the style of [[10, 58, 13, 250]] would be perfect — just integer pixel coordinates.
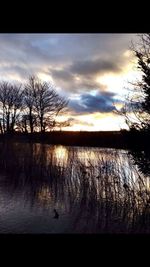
[[120, 34, 150, 132], [0, 142, 149, 233]]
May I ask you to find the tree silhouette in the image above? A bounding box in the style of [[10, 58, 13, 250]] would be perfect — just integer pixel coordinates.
[[0, 82, 23, 133], [23, 76, 37, 133], [0, 76, 68, 133], [121, 34, 150, 131], [33, 76, 68, 132]]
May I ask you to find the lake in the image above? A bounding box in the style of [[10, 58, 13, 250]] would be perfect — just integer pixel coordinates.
[[0, 142, 149, 233]]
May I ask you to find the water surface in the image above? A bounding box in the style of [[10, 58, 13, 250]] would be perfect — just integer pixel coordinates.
[[0, 143, 149, 233]]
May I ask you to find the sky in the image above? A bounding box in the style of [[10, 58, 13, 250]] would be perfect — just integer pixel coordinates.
[[0, 33, 140, 131]]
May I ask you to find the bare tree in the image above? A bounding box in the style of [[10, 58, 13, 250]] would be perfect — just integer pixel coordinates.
[[0, 82, 8, 133], [23, 76, 37, 133], [16, 114, 37, 133], [0, 82, 23, 133], [0, 76, 68, 133], [10, 84, 23, 132], [0, 118, 3, 134], [54, 118, 74, 131], [32, 77, 68, 132]]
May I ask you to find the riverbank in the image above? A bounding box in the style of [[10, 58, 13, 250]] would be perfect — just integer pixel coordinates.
[[0, 130, 149, 150]]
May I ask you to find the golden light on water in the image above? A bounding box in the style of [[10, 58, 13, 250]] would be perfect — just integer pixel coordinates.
[[53, 145, 68, 163]]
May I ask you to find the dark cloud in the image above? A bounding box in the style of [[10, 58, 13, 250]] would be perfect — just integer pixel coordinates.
[[0, 34, 137, 75], [77, 79, 106, 91], [0, 34, 138, 105], [69, 58, 122, 76], [69, 91, 118, 114], [51, 69, 74, 82], [49, 67, 107, 94]]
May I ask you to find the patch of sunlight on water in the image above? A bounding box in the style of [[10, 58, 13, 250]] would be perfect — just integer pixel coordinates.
[[53, 145, 68, 165]]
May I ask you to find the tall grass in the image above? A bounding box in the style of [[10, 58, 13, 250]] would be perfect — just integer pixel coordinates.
[[0, 142, 149, 233]]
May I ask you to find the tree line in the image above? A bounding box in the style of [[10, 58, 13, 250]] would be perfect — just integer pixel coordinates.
[[0, 76, 68, 134]]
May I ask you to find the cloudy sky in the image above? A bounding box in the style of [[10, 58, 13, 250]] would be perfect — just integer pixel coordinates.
[[0, 33, 140, 131]]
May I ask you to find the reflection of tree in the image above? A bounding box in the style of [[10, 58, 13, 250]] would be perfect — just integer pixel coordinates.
[[129, 149, 150, 177]]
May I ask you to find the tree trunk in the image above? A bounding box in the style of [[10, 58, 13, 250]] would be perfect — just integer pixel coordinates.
[[2, 105, 6, 133], [40, 115, 43, 132], [0, 120, 3, 134], [11, 110, 16, 133], [29, 109, 33, 133], [6, 112, 10, 133], [11, 116, 14, 133], [24, 119, 28, 133]]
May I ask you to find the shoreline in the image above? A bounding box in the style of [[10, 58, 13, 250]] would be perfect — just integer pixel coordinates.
[[0, 131, 149, 150]]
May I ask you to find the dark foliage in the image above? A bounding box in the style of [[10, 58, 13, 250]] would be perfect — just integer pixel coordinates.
[[121, 34, 150, 131]]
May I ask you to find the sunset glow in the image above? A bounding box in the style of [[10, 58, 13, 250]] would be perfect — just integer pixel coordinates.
[[0, 33, 140, 131]]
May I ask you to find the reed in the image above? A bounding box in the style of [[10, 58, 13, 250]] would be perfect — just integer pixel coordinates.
[[0, 142, 149, 233]]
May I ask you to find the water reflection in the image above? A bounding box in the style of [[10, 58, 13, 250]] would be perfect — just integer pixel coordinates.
[[38, 186, 52, 204], [54, 145, 68, 160], [0, 142, 149, 233]]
